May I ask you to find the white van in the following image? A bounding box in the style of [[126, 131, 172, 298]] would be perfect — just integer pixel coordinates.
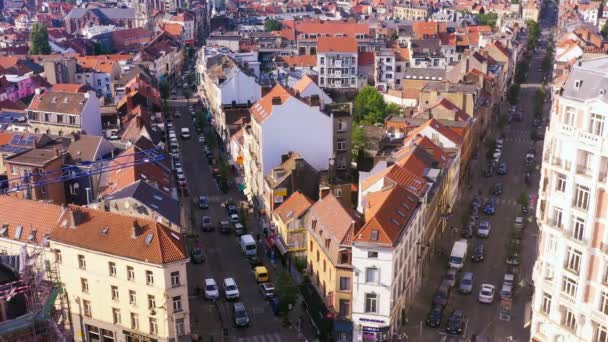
[[180, 127, 191, 140], [449, 239, 468, 270], [239, 234, 257, 257]]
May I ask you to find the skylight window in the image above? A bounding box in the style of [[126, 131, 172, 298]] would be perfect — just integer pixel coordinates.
[[144, 233, 154, 245], [15, 225, 23, 239]]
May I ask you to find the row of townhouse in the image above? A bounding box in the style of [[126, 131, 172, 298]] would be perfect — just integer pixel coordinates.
[[0, 195, 191, 342]]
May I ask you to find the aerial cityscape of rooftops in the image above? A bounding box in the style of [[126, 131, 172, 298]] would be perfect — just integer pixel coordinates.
[[0, 0, 605, 341]]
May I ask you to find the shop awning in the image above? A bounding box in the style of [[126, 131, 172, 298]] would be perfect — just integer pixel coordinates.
[[334, 320, 353, 333]]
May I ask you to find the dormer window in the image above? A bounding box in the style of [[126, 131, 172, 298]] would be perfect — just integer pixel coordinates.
[[371, 230, 379, 241], [574, 80, 583, 90]]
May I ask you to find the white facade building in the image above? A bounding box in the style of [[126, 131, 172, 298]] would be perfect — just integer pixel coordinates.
[[243, 84, 333, 209], [351, 184, 425, 342], [531, 57, 608, 342], [317, 37, 359, 89]]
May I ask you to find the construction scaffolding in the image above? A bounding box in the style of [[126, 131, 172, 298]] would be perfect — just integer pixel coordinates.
[[0, 246, 71, 341]]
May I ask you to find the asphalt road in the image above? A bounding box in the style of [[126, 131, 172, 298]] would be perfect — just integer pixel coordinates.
[[167, 98, 298, 342], [402, 7, 557, 342]]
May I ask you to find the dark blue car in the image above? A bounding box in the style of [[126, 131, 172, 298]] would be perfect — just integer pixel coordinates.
[[483, 198, 496, 215], [497, 162, 508, 175]]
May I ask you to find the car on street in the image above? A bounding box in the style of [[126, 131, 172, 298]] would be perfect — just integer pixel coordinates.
[[230, 213, 240, 225], [233, 302, 250, 327], [444, 269, 457, 288], [204, 278, 219, 300], [201, 216, 213, 232], [477, 221, 491, 237], [471, 243, 485, 262], [497, 162, 508, 175], [432, 280, 451, 307], [223, 278, 240, 300], [458, 272, 474, 294], [425, 305, 443, 328], [478, 284, 495, 304], [190, 245, 205, 264], [174, 111, 182, 118], [492, 183, 503, 196], [483, 198, 496, 215], [176, 173, 186, 187], [219, 220, 231, 234], [461, 224, 474, 239], [259, 282, 275, 299], [445, 309, 465, 335], [225, 202, 238, 215], [198, 136, 206, 144], [180, 127, 190, 139], [198, 196, 209, 209]]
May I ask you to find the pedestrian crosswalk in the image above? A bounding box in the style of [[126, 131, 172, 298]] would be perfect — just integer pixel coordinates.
[[236, 332, 288, 342]]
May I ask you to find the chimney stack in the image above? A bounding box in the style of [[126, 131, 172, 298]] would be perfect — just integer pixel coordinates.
[[271, 96, 282, 105]]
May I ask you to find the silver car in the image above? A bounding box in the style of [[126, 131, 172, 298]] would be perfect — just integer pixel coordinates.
[[458, 272, 473, 294]]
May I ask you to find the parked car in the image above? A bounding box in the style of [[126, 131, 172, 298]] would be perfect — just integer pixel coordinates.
[[201, 216, 213, 232], [233, 302, 250, 327], [483, 165, 494, 177], [425, 305, 444, 328], [223, 278, 240, 300], [198, 196, 209, 209], [219, 220, 231, 234], [444, 269, 457, 288], [458, 272, 474, 294], [259, 282, 275, 299], [190, 245, 205, 264], [492, 183, 503, 196], [432, 280, 451, 307], [483, 198, 496, 215], [462, 224, 474, 239], [478, 284, 495, 304], [445, 310, 465, 335], [497, 162, 508, 175], [204, 278, 219, 300], [477, 221, 491, 238], [226, 204, 238, 217], [471, 243, 485, 262], [230, 213, 240, 225]]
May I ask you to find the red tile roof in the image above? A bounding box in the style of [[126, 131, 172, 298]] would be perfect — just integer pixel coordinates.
[[250, 84, 293, 123], [413, 21, 438, 39], [274, 191, 314, 224], [51, 205, 186, 264], [277, 55, 317, 67], [0, 196, 64, 245], [317, 37, 358, 53], [354, 185, 419, 245], [309, 193, 357, 245], [405, 118, 463, 145]]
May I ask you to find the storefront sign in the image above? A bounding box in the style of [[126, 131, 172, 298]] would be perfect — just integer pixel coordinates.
[[123, 330, 157, 342], [360, 317, 386, 324]]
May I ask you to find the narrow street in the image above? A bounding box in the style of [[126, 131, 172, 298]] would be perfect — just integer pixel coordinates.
[[402, 5, 557, 341], [167, 98, 303, 342]]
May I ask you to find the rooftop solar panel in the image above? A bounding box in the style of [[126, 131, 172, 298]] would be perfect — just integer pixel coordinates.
[[9, 135, 23, 145]]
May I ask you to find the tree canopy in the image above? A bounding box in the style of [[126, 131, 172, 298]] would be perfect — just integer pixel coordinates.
[[474, 13, 498, 29], [274, 271, 297, 318], [264, 19, 281, 31], [602, 21, 608, 40], [29, 23, 51, 55], [353, 86, 390, 123]]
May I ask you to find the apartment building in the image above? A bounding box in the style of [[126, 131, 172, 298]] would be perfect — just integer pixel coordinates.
[[317, 37, 359, 89], [198, 52, 261, 143], [0, 196, 190, 342], [304, 193, 357, 320], [50, 206, 190, 342], [531, 58, 608, 342], [272, 191, 314, 256], [26, 89, 103, 136], [243, 84, 333, 209]]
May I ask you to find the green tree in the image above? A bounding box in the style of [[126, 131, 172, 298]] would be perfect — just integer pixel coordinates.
[[474, 13, 498, 29], [29, 23, 51, 55], [387, 103, 402, 115], [602, 21, 608, 40], [507, 84, 521, 106], [264, 19, 281, 31], [159, 80, 170, 115], [518, 191, 529, 207], [353, 86, 387, 123], [390, 31, 399, 41], [274, 271, 297, 320], [352, 125, 368, 159]]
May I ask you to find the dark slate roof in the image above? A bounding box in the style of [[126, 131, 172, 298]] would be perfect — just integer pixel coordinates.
[[562, 57, 608, 101], [105, 180, 180, 225]]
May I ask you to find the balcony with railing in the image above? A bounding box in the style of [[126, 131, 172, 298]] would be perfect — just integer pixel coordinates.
[[546, 218, 564, 232], [578, 130, 601, 147], [559, 292, 577, 305], [565, 230, 590, 247]]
